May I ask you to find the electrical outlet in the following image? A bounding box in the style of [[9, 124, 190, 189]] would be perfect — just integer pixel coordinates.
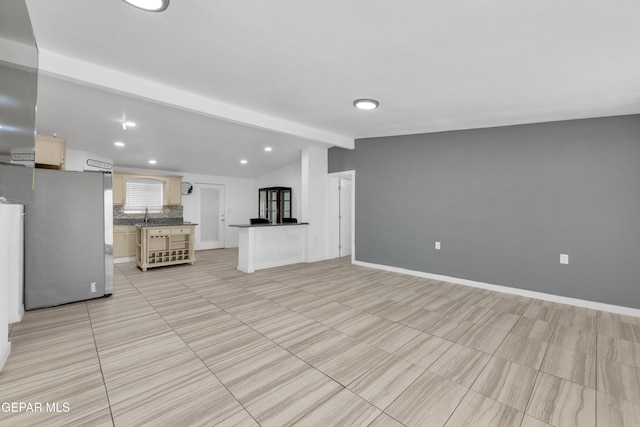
[[435, 241, 441, 250], [560, 254, 569, 265], [90, 282, 96, 293]]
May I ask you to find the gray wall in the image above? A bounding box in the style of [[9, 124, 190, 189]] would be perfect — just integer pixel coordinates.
[[329, 114, 640, 308]]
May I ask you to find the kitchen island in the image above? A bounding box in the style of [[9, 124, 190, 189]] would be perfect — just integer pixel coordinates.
[[230, 223, 309, 273], [135, 222, 196, 271]]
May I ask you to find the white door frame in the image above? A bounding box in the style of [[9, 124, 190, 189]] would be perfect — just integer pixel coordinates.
[[328, 170, 355, 261], [194, 183, 225, 250]]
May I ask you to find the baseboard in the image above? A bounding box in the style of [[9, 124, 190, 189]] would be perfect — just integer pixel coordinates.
[[114, 256, 135, 264], [353, 260, 640, 318], [0, 342, 11, 373], [8, 305, 24, 324]]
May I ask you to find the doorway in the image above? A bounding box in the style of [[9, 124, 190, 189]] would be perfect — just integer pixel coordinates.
[[339, 177, 352, 257], [328, 170, 355, 260], [194, 183, 225, 250]]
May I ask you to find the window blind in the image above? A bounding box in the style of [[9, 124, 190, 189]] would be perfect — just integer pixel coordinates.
[[124, 178, 163, 213]]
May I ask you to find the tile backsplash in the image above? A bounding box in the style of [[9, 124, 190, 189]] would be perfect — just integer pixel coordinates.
[[113, 205, 183, 225]]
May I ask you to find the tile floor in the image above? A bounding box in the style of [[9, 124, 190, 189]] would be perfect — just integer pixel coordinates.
[[1, 249, 640, 426]]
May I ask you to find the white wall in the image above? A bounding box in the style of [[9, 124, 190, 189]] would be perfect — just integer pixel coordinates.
[[115, 167, 254, 248], [301, 147, 329, 262], [254, 160, 302, 220]]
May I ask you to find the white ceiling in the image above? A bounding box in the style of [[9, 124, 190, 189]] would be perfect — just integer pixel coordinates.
[[23, 0, 640, 177]]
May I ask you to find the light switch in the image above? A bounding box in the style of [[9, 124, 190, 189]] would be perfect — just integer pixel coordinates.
[[560, 254, 569, 265], [435, 241, 441, 250]]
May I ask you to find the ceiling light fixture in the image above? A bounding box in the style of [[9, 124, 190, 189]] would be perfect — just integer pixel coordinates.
[[264, 147, 272, 152], [122, 121, 136, 130], [148, 159, 157, 165], [114, 141, 125, 147], [353, 99, 379, 110], [240, 159, 248, 164], [121, 0, 169, 12]]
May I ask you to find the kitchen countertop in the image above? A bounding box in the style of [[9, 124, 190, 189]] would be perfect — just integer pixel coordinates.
[[229, 222, 309, 228], [135, 222, 197, 228]]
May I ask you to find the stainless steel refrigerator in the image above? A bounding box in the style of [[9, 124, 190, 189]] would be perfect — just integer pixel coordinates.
[[22, 168, 113, 310]]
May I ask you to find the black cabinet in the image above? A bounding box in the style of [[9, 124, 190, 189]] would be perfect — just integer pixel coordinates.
[[258, 187, 292, 224]]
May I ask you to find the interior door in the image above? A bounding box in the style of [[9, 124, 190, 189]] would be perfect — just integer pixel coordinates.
[[339, 177, 352, 257], [194, 183, 225, 250]]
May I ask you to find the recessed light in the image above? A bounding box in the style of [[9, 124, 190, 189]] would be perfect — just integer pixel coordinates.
[[121, 0, 169, 12], [114, 141, 125, 147], [240, 159, 248, 164], [148, 159, 157, 165], [264, 147, 272, 152], [122, 121, 136, 130], [353, 99, 379, 110]]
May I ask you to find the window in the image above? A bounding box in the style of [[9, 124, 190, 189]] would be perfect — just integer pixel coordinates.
[[124, 178, 163, 213]]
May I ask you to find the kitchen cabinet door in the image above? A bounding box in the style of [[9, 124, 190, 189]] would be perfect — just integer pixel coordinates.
[[35, 135, 66, 169], [165, 177, 182, 205], [113, 227, 127, 258], [127, 226, 137, 257], [113, 174, 126, 205]]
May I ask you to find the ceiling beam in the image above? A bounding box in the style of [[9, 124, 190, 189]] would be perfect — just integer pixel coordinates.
[[37, 49, 355, 149]]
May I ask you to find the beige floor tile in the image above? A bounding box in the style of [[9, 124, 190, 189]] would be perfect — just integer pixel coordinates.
[[444, 390, 523, 427], [394, 332, 453, 369], [526, 372, 596, 427], [422, 314, 474, 341], [194, 330, 273, 368], [443, 302, 491, 323], [556, 310, 597, 332], [510, 317, 554, 342], [107, 359, 242, 426], [520, 414, 554, 427], [292, 330, 361, 366], [522, 305, 561, 323], [598, 335, 640, 368], [98, 331, 196, 384], [246, 369, 342, 427], [367, 300, 421, 322], [540, 344, 596, 388], [456, 323, 509, 354], [471, 357, 538, 411], [354, 321, 422, 354], [599, 319, 640, 342], [316, 341, 390, 386], [348, 354, 424, 409], [550, 326, 596, 355], [597, 358, 640, 404], [368, 412, 405, 427], [475, 309, 521, 332], [91, 312, 173, 351], [428, 343, 491, 387], [225, 358, 313, 407], [386, 370, 467, 427], [597, 391, 640, 427], [492, 298, 529, 315], [293, 388, 381, 426], [399, 308, 444, 330], [213, 410, 260, 426], [495, 333, 547, 369]]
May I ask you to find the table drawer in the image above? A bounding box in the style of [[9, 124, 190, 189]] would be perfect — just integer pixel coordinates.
[[148, 228, 169, 236], [172, 227, 193, 235]]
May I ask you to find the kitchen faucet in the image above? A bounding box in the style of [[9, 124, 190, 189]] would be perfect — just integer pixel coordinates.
[[144, 207, 149, 224]]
